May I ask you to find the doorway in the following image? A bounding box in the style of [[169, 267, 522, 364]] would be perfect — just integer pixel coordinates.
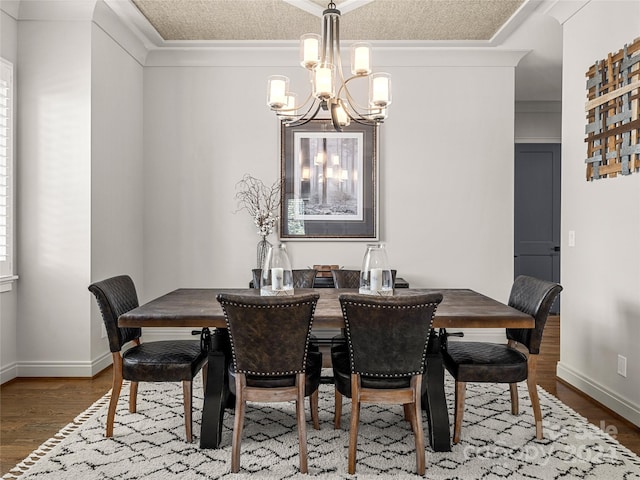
[[514, 143, 561, 313]]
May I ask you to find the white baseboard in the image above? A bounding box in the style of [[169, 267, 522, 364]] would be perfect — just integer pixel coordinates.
[[0, 361, 18, 384], [92, 351, 113, 376], [17, 360, 96, 377], [557, 361, 640, 427], [7, 352, 113, 379]]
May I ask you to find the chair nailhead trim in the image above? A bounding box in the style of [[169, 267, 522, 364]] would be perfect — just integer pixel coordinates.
[[219, 298, 318, 376], [341, 300, 438, 378]]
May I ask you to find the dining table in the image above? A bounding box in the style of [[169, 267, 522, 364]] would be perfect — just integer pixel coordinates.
[[118, 288, 534, 452]]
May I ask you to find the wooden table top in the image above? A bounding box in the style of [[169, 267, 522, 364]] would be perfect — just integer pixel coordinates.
[[119, 288, 533, 330]]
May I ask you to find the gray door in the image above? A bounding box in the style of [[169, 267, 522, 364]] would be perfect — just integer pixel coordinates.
[[514, 143, 561, 313]]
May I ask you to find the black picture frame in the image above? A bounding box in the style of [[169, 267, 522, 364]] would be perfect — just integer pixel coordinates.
[[280, 119, 378, 240]]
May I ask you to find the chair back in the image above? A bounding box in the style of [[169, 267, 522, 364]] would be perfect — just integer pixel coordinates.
[[217, 293, 319, 375], [506, 275, 563, 354], [331, 269, 361, 288], [339, 293, 442, 377], [292, 269, 317, 288], [252, 268, 317, 289], [332, 269, 397, 289], [88, 275, 141, 353]]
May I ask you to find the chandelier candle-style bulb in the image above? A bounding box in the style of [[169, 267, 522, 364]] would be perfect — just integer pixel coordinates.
[[331, 100, 350, 128], [351, 43, 371, 75], [281, 93, 297, 121], [300, 34, 320, 69], [313, 64, 335, 99], [267, 75, 289, 109], [267, 2, 391, 130], [370, 73, 392, 107]]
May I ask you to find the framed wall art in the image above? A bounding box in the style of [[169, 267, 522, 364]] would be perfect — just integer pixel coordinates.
[[585, 37, 640, 180], [280, 119, 378, 240]]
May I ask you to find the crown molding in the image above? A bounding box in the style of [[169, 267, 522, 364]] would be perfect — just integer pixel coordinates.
[[17, 0, 98, 21], [93, 0, 147, 65], [538, 0, 591, 25], [144, 45, 530, 68], [490, 0, 544, 45], [0, 1, 20, 19]]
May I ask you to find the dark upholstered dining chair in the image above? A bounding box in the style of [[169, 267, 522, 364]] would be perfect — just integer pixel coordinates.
[[330, 269, 397, 289], [217, 293, 321, 474], [332, 293, 443, 475], [442, 275, 562, 443], [329, 269, 398, 350], [252, 268, 317, 289], [88, 275, 207, 442], [330, 269, 361, 288]]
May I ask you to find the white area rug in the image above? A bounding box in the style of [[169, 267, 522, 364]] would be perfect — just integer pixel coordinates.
[[4, 374, 640, 479]]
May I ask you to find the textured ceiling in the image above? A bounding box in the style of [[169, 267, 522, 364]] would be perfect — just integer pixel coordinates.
[[131, 0, 525, 42]]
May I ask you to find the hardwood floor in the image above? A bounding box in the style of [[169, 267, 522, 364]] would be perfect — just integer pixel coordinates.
[[1, 316, 639, 475]]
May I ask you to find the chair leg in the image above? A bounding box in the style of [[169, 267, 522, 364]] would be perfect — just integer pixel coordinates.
[[509, 383, 519, 415], [527, 355, 544, 439], [453, 381, 466, 444], [404, 403, 417, 434], [334, 388, 343, 429], [231, 374, 246, 473], [310, 389, 320, 430], [296, 373, 309, 474], [411, 376, 425, 476], [202, 362, 208, 394], [107, 353, 123, 438], [348, 374, 361, 475], [183, 380, 193, 443], [129, 381, 138, 413]]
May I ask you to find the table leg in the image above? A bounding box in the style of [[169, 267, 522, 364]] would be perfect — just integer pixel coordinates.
[[422, 330, 451, 452], [199, 329, 233, 449], [200, 351, 226, 448]]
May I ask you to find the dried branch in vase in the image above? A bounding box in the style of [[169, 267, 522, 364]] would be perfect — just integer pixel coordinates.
[[234, 174, 281, 237]]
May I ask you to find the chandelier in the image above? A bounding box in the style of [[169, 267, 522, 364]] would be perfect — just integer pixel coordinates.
[[267, 2, 392, 131]]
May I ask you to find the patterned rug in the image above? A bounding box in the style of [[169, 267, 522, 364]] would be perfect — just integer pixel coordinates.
[[4, 374, 640, 479]]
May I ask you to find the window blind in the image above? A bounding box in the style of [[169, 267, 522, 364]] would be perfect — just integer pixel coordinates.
[[0, 58, 14, 276]]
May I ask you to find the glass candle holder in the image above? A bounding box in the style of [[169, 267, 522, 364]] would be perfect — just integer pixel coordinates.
[[359, 243, 393, 296], [261, 243, 294, 296]]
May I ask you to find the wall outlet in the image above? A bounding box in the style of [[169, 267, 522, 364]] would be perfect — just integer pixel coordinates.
[[617, 355, 627, 377], [101, 324, 107, 339], [568, 230, 576, 247]]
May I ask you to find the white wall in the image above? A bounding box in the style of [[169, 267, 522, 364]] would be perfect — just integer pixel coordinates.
[[90, 17, 144, 369], [0, 5, 19, 384], [515, 101, 562, 143], [142, 53, 519, 312], [6, 1, 145, 378], [0, 1, 565, 381], [16, 17, 92, 376], [558, 0, 640, 426]]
